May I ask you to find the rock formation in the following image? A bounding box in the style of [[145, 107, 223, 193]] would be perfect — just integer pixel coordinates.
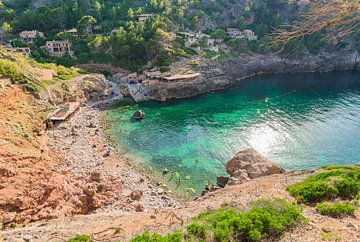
[[148, 51, 360, 101], [224, 148, 284, 186]]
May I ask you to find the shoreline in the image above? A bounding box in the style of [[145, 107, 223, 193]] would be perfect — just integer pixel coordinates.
[[46, 104, 180, 215], [99, 108, 196, 200]]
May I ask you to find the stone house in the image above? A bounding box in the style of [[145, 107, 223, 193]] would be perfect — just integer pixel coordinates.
[[45, 40, 74, 57], [2, 44, 31, 56], [138, 14, 154, 24], [243, 29, 257, 40], [19, 30, 44, 43], [227, 28, 245, 39], [65, 28, 78, 37], [206, 37, 219, 52], [227, 28, 257, 41]]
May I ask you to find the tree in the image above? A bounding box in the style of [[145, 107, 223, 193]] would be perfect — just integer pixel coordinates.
[[1, 22, 12, 39], [77, 15, 97, 35], [268, 0, 360, 49]]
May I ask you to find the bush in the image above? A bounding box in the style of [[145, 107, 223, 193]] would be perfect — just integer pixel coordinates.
[[287, 166, 360, 204], [0, 59, 41, 92], [131, 230, 182, 242], [68, 235, 91, 242], [131, 199, 305, 242], [353, 192, 360, 207], [186, 223, 206, 238], [316, 202, 355, 218]]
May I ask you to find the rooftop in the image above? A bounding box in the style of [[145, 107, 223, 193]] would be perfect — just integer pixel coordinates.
[[49, 102, 80, 121], [163, 73, 201, 81]]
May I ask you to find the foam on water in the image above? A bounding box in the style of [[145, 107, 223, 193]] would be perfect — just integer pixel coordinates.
[[106, 72, 360, 194]]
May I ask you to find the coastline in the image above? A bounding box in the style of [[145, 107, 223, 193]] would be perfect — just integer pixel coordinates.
[[99, 107, 196, 200], [46, 104, 180, 214], [148, 51, 360, 101]]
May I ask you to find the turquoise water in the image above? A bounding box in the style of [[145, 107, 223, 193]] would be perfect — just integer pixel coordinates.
[[107, 72, 360, 194]]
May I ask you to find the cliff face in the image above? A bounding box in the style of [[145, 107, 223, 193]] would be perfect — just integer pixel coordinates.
[[149, 50, 360, 101]]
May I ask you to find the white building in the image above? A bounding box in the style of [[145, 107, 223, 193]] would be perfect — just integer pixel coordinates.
[[65, 28, 78, 37], [243, 29, 257, 41], [19, 30, 44, 43], [227, 28, 257, 41], [138, 14, 154, 24], [227, 28, 245, 39]]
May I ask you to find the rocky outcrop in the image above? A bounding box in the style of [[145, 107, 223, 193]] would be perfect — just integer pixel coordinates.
[[149, 51, 360, 101], [38, 74, 108, 105], [224, 149, 284, 186]]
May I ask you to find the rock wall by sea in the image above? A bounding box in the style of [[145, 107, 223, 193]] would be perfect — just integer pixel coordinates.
[[149, 50, 360, 101]]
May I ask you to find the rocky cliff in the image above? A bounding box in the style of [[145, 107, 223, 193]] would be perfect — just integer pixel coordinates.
[[149, 50, 360, 101]]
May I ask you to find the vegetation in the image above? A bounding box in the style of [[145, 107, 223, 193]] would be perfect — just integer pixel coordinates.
[[316, 202, 355, 218], [68, 235, 91, 242], [1, 0, 357, 71], [130, 198, 305, 242], [287, 166, 360, 204], [269, 0, 360, 49], [0, 47, 80, 92]]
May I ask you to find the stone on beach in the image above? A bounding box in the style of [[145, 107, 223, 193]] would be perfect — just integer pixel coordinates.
[[130, 190, 143, 201], [225, 148, 284, 186], [226, 148, 284, 178]]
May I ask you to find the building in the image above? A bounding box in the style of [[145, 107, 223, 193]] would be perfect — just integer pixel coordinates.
[[206, 37, 219, 52], [65, 28, 78, 37], [243, 29, 257, 41], [137, 14, 154, 24], [45, 40, 74, 57], [227, 28, 257, 41], [1, 44, 31, 56], [178, 32, 197, 47], [7, 47, 31, 56], [227, 28, 245, 39], [19, 30, 44, 43]]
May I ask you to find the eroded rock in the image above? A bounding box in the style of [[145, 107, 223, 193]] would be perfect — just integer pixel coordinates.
[[226, 149, 284, 178], [225, 149, 284, 186]]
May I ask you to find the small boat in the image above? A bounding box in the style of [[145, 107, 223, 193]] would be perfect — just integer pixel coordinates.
[[133, 110, 145, 120]]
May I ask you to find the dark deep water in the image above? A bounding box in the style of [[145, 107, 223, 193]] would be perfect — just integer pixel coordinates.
[[107, 71, 360, 194]]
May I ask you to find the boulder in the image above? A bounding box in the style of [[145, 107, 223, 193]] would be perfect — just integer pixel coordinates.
[[90, 171, 101, 182], [130, 190, 143, 201], [216, 176, 229, 188], [134, 202, 144, 212], [226, 149, 284, 179]]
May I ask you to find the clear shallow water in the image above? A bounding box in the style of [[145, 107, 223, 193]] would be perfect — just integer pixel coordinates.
[[107, 72, 360, 194]]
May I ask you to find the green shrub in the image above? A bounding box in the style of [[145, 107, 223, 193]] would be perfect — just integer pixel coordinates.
[[68, 235, 91, 242], [353, 192, 360, 206], [316, 202, 355, 218], [131, 199, 305, 242], [131, 230, 182, 242], [287, 166, 360, 204], [0, 59, 41, 92], [186, 223, 206, 238], [160, 66, 171, 73]]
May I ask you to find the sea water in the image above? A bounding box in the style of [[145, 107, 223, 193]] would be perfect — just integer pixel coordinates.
[[106, 72, 360, 194]]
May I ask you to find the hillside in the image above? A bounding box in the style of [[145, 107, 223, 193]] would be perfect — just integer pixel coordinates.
[[0, 49, 174, 228], [1, 0, 358, 71], [1, 168, 360, 241]]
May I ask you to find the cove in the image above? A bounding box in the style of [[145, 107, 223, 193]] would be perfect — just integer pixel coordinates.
[[106, 71, 360, 195]]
